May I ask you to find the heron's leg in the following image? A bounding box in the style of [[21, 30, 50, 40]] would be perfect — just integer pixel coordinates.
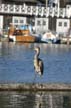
[[39, 75, 43, 89], [33, 72, 37, 84]]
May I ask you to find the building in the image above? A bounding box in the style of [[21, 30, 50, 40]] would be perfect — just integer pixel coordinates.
[[0, 0, 71, 35], [35, 17, 49, 34], [56, 18, 70, 36], [56, 0, 71, 36], [60, 0, 71, 8]]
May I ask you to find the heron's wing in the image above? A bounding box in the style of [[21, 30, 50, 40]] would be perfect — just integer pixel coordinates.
[[39, 59, 44, 75], [33, 58, 38, 71]]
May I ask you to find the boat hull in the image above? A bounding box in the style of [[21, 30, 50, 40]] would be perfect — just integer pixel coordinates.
[[9, 35, 36, 42]]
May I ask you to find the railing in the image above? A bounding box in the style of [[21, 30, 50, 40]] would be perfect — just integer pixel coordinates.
[[0, 4, 71, 18]]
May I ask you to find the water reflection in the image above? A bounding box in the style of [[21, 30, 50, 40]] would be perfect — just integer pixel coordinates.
[[0, 91, 71, 108]]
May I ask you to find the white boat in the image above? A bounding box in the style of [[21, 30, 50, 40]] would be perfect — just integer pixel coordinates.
[[41, 31, 60, 43]]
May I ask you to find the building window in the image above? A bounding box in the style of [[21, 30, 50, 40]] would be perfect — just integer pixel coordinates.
[[43, 20, 46, 26], [59, 22, 62, 26], [37, 21, 41, 25], [64, 22, 67, 27], [14, 19, 18, 23], [20, 20, 24, 24]]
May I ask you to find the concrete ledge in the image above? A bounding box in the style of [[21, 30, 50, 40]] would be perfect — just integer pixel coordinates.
[[0, 83, 71, 91]]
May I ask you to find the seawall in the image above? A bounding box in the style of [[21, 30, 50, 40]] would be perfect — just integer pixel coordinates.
[[0, 83, 71, 91]]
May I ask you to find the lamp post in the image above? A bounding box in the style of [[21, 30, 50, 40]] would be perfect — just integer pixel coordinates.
[[46, 0, 48, 9], [46, 0, 48, 16]]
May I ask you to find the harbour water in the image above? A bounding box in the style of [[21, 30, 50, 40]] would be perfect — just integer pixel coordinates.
[[0, 42, 71, 83], [0, 42, 71, 108]]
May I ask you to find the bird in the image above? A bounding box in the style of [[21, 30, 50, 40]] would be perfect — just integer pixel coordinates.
[[34, 46, 44, 76]]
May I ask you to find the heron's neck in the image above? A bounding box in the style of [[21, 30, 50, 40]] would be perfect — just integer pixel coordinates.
[[34, 51, 39, 59]]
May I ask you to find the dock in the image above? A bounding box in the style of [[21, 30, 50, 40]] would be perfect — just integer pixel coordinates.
[[61, 36, 71, 44], [0, 83, 71, 91]]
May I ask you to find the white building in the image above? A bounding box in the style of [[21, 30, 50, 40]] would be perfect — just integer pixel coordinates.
[[12, 17, 27, 27], [0, 15, 3, 35], [56, 18, 70, 36], [66, 5, 71, 18], [0, 0, 71, 36], [0, 15, 3, 29], [35, 17, 49, 34]]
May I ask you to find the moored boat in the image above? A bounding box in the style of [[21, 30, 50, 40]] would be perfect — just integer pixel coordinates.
[[8, 24, 38, 42], [41, 31, 60, 44]]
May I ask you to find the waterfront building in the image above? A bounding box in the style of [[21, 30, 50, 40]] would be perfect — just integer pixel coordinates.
[[56, 0, 71, 36], [56, 18, 70, 36], [12, 17, 27, 27], [35, 17, 49, 34], [0, 0, 71, 36]]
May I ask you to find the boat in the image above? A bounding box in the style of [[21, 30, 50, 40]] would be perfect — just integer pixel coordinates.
[[41, 31, 60, 44], [61, 36, 71, 44], [8, 24, 38, 42]]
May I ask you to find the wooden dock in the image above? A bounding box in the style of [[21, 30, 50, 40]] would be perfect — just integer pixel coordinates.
[[0, 83, 71, 91], [61, 36, 71, 44]]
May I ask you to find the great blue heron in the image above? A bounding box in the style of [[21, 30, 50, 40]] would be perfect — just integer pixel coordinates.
[[34, 47, 44, 76]]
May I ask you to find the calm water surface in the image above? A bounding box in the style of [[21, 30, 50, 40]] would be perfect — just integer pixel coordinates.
[[0, 42, 71, 83]]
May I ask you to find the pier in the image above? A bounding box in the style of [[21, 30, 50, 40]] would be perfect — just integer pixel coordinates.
[[0, 83, 71, 91]]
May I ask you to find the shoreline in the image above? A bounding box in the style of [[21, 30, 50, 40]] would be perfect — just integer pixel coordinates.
[[0, 83, 71, 91]]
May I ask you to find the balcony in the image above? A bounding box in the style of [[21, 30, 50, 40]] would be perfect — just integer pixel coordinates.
[[0, 3, 70, 18]]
